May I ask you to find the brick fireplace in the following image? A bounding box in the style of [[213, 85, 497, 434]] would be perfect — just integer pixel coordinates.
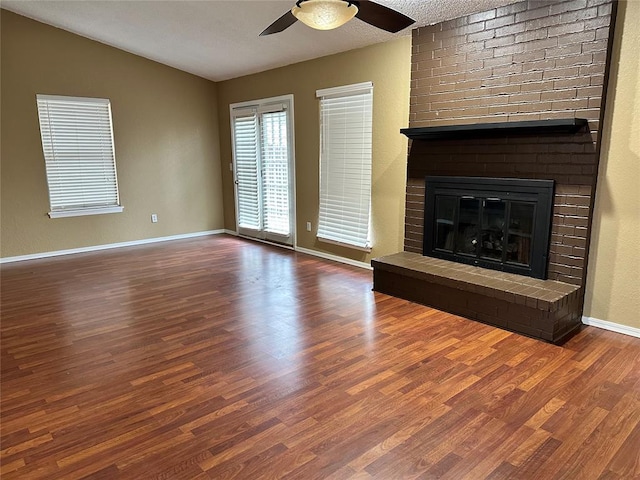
[[373, 0, 616, 343]]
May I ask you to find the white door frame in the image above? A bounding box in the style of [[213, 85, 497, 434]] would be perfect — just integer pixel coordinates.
[[230, 94, 296, 247]]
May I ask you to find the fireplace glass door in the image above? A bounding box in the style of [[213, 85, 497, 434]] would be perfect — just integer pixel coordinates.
[[425, 177, 554, 279], [436, 196, 535, 268]]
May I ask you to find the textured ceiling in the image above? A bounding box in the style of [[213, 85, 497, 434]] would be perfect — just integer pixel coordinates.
[[2, 0, 519, 82]]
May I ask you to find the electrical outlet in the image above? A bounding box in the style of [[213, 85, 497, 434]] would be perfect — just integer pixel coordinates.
[[306, 221, 312, 232], [151, 214, 158, 223], [229, 162, 233, 172]]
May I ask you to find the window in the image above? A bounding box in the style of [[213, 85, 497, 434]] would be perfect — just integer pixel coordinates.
[[316, 82, 373, 251], [230, 96, 295, 245], [36, 94, 123, 218]]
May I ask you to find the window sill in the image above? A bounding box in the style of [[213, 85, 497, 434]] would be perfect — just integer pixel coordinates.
[[48, 206, 124, 218]]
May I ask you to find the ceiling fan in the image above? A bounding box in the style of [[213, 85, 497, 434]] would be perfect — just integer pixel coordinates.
[[260, 0, 415, 36]]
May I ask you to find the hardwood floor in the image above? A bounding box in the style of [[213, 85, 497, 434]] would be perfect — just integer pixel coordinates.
[[1, 235, 639, 479]]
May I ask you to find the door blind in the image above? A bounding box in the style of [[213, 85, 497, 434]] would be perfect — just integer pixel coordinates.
[[260, 110, 290, 236], [232, 111, 261, 230]]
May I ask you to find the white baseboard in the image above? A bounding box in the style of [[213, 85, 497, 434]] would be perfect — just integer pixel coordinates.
[[225, 232, 368, 269], [0, 230, 225, 264], [582, 316, 640, 339], [294, 246, 372, 270]]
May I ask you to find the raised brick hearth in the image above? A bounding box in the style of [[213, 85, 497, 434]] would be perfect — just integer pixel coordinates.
[[372, 0, 616, 343], [373, 253, 582, 343]]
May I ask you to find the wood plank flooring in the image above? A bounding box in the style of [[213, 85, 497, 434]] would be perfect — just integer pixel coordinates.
[[1, 235, 639, 479]]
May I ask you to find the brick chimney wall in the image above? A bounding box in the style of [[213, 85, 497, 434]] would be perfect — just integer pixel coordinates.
[[404, 0, 616, 286]]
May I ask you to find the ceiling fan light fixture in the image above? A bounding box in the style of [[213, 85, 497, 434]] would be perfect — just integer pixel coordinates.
[[291, 0, 358, 31]]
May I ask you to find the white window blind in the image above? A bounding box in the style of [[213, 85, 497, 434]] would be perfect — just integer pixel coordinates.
[[36, 95, 123, 218], [316, 82, 373, 250], [232, 109, 261, 230], [260, 109, 290, 236]]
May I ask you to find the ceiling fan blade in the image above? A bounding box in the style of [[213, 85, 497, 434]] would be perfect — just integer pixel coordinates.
[[355, 1, 415, 33], [260, 10, 298, 36]]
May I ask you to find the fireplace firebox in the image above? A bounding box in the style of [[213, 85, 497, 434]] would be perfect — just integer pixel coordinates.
[[424, 176, 554, 279]]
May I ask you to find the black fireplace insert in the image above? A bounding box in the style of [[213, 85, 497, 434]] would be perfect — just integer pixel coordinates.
[[424, 176, 554, 279]]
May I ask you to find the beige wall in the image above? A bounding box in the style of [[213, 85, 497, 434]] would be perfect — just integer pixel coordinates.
[[584, 0, 640, 329], [3, 6, 637, 332], [1, 11, 223, 258], [217, 38, 411, 263]]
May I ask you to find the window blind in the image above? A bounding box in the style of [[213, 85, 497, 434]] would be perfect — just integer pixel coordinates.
[[316, 82, 373, 250], [260, 110, 290, 236], [36, 95, 123, 218], [232, 109, 261, 230]]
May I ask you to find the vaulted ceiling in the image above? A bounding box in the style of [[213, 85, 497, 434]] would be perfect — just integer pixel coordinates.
[[2, 0, 518, 81]]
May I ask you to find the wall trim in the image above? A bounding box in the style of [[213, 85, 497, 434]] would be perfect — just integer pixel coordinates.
[[224, 230, 370, 270], [295, 246, 372, 270], [0, 230, 225, 264], [582, 316, 640, 339]]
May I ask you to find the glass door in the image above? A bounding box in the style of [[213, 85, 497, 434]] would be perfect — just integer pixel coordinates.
[[231, 97, 295, 246]]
